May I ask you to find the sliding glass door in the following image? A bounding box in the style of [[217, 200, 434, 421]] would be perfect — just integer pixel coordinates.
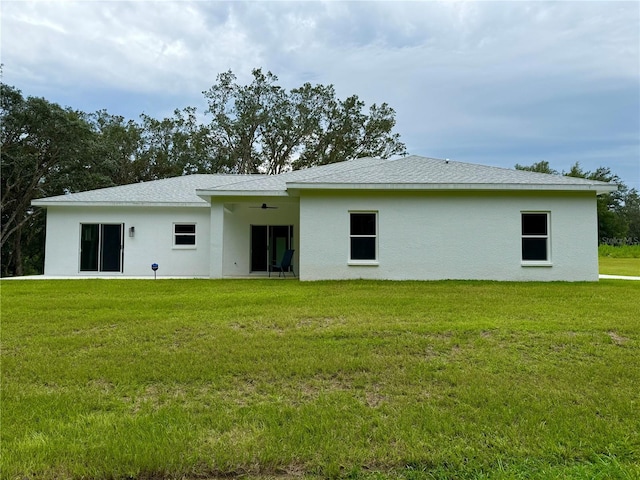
[[80, 223, 123, 272], [250, 225, 293, 272]]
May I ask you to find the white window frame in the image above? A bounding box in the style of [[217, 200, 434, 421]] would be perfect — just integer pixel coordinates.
[[521, 212, 551, 266], [173, 223, 197, 249], [348, 211, 378, 265]]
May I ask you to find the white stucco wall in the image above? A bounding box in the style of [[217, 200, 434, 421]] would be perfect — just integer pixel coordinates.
[[42, 190, 600, 281], [298, 191, 599, 281], [42, 206, 211, 277]]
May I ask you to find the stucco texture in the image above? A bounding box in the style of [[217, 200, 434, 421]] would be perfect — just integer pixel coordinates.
[[298, 191, 598, 281]]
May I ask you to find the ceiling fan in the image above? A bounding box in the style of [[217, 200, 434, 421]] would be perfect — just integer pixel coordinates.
[[250, 203, 278, 209]]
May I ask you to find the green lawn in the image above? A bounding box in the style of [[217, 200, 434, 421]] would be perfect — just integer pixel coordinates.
[[599, 257, 640, 276], [2, 280, 639, 479], [599, 245, 640, 276]]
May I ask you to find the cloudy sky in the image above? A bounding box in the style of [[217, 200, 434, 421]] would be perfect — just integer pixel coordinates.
[[2, 1, 639, 188]]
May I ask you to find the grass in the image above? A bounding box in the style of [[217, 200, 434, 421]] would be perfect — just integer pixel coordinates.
[[2, 279, 639, 479], [598, 244, 640, 258], [598, 257, 640, 276], [599, 244, 640, 276]]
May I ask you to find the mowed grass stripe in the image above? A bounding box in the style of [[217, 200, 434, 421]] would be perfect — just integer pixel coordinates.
[[599, 257, 640, 276], [2, 280, 639, 479]]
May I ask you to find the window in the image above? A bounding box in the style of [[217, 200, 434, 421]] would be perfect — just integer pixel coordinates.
[[350, 212, 377, 262], [174, 223, 196, 247], [521, 213, 549, 262]]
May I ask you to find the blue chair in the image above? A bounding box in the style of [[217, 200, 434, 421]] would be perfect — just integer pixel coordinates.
[[270, 249, 295, 277]]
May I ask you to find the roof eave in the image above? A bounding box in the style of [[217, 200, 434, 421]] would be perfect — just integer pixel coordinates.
[[285, 182, 619, 195], [31, 200, 209, 208]]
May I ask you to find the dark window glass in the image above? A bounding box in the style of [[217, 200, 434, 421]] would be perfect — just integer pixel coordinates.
[[80, 224, 99, 271], [175, 235, 196, 245], [101, 224, 123, 272], [350, 213, 376, 236], [522, 238, 547, 261], [351, 237, 376, 260], [175, 224, 196, 234], [522, 214, 547, 236]]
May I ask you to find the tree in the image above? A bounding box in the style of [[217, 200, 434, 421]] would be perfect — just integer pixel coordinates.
[[203, 68, 406, 173], [259, 82, 328, 174], [86, 110, 144, 185], [137, 108, 215, 180], [1, 83, 97, 276], [86, 107, 219, 185], [294, 96, 406, 169], [514, 160, 558, 175], [622, 189, 640, 241], [620, 189, 640, 242], [203, 69, 277, 174]]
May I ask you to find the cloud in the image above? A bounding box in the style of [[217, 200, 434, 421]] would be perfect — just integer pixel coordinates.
[[2, 0, 638, 187]]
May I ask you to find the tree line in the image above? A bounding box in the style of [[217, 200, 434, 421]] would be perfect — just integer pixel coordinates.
[[1, 69, 406, 276]]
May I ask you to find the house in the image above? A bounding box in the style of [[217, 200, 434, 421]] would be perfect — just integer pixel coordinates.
[[31, 155, 618, 281]]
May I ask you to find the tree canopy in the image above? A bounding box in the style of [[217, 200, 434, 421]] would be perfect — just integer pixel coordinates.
[[203, 68, 407, 174]]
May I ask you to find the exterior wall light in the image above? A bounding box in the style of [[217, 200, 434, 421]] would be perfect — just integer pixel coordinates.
[[129, 226, 135, 237]]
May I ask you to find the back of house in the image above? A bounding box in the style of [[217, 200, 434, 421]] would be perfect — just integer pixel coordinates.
[[32, 155, 617, 281]]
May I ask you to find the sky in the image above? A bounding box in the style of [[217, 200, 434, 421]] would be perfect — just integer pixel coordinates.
[[2, 1, 639, 189]]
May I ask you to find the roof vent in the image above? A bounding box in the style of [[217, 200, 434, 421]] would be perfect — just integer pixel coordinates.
[[445, 159, 449, 164]]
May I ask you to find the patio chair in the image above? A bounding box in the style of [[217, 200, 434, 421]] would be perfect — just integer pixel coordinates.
[[269, 249, 295, 277]]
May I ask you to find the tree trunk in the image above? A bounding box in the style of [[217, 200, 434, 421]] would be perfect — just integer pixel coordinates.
[[13, 226, 23, 277]]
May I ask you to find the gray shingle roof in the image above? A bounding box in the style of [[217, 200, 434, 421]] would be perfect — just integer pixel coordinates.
[[31, 174, 255, 206], [32, 155, 618, 207], [287, 155, 618, 192], [197, 156, 388, 193], [201, 155, 618, 195]]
